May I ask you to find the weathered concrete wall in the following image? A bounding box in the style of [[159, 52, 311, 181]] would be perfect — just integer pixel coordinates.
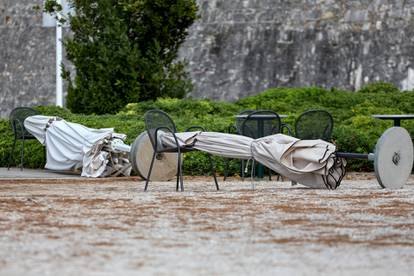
[[1, 0, 414, 118], [0, 0, 56, 118], [179, 0, 414, 100]]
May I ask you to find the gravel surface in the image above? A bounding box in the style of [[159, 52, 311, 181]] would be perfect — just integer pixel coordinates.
[[1, 174, 414, 275]]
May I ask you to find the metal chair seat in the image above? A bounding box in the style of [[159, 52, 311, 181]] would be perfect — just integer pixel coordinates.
[[143, 109, 219, 191], [7, 107, 40, 170]]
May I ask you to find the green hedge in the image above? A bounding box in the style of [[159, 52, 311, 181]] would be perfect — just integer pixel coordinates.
[[236, 87, 414, 170], [1, 86, 413, 175]]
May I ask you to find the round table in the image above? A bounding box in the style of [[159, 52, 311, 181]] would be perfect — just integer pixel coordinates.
[[234, 114, 288, 137], [235, 114, 288, 119], [372, 114, 414, 127]]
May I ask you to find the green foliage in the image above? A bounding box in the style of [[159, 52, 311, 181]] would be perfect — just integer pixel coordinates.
[[358, 81, 400, 94], [44, 0, 197, 115], [119, 98, 242, 132], [1, 87, 413, 174], [237, 87, 414, 171], [35, 105, 73, 118]]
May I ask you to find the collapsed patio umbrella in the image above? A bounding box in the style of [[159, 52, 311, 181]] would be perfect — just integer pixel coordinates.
[[160, 131, 346, 189], [24, 115, 131, 177]]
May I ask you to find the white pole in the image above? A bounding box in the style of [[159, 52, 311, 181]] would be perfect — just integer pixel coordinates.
[[55, 0, 63, 107]]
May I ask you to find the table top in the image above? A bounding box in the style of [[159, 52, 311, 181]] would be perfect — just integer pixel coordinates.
[[372, 114, 414, 120], [235, 114, 288, 119]]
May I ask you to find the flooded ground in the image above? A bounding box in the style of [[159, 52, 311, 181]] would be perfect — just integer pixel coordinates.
[[1, 174, 414, 275]]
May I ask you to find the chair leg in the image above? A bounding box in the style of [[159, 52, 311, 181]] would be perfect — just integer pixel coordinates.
[[145, 151, 157, 191], [176, 155, 180, 191], [241, 160, 245, 181], [176, 170, 180, 191], [208, 155, 219, 190], [178, 153, 184, 192], [223, 158, 229, 181], [20, 137, 25, 171], [251, 160, 256, 190], [7, 137, 17, 170], [43, 146, 47, 167], [252, 160, 256, 178], [268, 167, 272, 181]]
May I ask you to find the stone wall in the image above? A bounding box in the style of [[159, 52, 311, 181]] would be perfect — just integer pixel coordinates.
[[179, 0, 414, 100], [1, 0, 414, 117], [0, 0, 56, 118]]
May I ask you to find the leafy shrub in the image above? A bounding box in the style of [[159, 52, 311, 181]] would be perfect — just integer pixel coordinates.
[[119, 98, 241, 132], [1, 87, 413, 174], [358, 81, 400, 94]]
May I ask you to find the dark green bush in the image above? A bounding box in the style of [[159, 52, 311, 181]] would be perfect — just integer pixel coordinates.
[[358, 81, 400, 94], [1, 87, 413, 174], [45, 0, 197, 115]]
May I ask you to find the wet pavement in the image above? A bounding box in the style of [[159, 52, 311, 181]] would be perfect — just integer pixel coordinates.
[[0, 167, 81, 179], [1, 175, 414, 275]]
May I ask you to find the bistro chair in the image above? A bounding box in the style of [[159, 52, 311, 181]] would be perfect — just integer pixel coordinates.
[[143, 109, 219, 191], [294, 109, 334, 141], [7, 107, 39, 170], [234, 109, 255, 133], [290, 109, 334, 186], [225, 110, 255, 136]]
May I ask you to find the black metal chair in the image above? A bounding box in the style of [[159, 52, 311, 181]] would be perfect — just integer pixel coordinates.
[[295, 109, 334, 141], [290, 109, 334, 186], [143, 109, 219, 191], [7, 107, 39, 170], [234, 109, 255, 133]]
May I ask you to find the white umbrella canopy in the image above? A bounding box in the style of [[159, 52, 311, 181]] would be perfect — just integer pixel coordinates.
[[161, 131, 345, 189], [24, 115, 131, 177], [161, 131, 254, 159], [251, 134, 346, 189]]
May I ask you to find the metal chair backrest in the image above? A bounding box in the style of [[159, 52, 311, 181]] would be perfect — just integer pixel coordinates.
[[144, 109, 177, 150], [240, 110, 281, 139], [235, 110, 255, 134], [9, 107, 39, 139], [295, 109, 333, 141]]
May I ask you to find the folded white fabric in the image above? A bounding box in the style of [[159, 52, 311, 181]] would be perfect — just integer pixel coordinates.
[[161, 131, 345, 189], [24, 115, 131, 177]]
